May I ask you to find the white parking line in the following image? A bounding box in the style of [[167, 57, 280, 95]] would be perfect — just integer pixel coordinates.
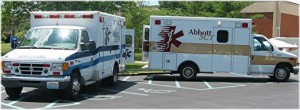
[[139, 82, 246, 91], [204, 81, 213, 89], [1, 102, 26, 110], [122, 76, 131, 81], [175, 80, 181, 88], [148, 75, 153, 84], [96, 87, 149, 96], [44, 100, 60, 109]]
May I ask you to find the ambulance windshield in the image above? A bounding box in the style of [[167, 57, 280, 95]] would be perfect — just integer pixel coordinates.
[[19, 28, 79, 50]]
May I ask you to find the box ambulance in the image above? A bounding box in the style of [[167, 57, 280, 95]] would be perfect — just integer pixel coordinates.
[[142, 16, 298, 81], [1, 11, 135, 99]]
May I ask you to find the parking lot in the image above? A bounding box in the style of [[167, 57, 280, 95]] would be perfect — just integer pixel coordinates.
[[1, 73, 299, 109]]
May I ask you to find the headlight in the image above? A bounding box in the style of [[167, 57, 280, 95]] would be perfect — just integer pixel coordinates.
[[2, 62, 12, 69], [51, 63, 62, 71], [51, 62, 69, 71]]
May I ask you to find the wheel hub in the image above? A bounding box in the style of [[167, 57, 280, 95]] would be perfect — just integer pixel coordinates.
[[276, 69, 286, 79], [183, 67, 194, 78], [72, 79, 80, 95]]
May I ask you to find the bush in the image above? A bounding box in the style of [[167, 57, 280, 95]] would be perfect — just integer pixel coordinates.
[[1, 43, 11, 55]]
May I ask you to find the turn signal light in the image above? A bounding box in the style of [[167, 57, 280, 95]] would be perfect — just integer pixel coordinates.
[[62, 62, 69, 71]]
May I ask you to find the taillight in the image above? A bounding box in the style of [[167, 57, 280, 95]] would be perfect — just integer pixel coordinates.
[[155, 20, 161, 25], [64, 14, 75, 18], [83, 14, 93, 19], [34, 14, 43, 19], [50, 14, 60, 18]]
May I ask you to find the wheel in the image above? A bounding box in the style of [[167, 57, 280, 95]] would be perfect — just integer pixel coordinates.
[[272, 66, 290, 82], [5, 87, 23, 99], [64, 74, 81, 99], [106, 67, 118, 86], [179, 64, 197, 80]]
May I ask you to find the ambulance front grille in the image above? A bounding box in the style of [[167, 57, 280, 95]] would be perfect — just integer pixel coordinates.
[[19, 63, 44, 75]]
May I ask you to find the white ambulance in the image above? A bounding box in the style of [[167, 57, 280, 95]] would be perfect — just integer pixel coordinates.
[[142, 16, 298, 81], [1, 11, 135, 99]]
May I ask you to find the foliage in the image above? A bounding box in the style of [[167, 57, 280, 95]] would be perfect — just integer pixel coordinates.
[[1, 43, 11, 55], [1, 1, 258, 48]]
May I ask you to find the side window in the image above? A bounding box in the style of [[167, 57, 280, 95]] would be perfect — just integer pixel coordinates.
[[81, 30, 90, 44], [144, 28, 149, 40], [217, 30, 228, 43], [253, 37, 273, 51], [125, 35, 132, 47]]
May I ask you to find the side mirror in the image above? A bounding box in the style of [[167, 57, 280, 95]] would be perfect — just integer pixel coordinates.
[[10, 36, 18, 50], [88, 40, 96, 50], [80, 42, 89, 51]]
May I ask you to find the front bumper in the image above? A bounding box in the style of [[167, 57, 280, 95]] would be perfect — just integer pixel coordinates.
[[1, 75, 70, 90], [293, 66, 299, 75]]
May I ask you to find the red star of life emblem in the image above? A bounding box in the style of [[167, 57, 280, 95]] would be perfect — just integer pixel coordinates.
[[157, 26, 184, 52]]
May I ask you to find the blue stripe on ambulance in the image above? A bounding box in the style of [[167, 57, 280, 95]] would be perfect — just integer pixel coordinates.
[[63, 44, 125, 75]]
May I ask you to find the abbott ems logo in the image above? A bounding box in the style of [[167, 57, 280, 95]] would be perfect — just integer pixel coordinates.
[[157, 26, 184, 52]]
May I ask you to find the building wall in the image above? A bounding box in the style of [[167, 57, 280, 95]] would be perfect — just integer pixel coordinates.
[[247, 13, 274, 38], [280, 13, 299, 37]]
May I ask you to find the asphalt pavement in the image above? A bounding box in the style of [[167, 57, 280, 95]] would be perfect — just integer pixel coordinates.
[[1, 73, 299, 109]]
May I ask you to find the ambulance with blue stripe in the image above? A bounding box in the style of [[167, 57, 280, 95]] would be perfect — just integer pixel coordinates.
[[1, 11, 135, 99]]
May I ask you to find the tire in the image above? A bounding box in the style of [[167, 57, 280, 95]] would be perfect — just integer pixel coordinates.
[[5, 87, 23, 99], [272, 66, 290, 82], [179, 64, 197, 80], [64, 74, 81, 99], [106, 67, 118, 86]]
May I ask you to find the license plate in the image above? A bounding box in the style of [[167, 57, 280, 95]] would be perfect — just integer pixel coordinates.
[[47, 82, 59, 89]]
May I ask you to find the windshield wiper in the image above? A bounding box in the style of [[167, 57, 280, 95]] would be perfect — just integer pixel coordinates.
[[18, 46, 39, 49], [43, 44, 70, 50]]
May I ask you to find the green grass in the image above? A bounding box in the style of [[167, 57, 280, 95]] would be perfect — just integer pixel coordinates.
[[134, 53, 142, 61], [1, 43, 10, 55], [125, 62, 145, 69]]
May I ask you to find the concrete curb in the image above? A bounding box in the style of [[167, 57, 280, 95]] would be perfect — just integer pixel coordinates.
[[118, 72, 170, 76]]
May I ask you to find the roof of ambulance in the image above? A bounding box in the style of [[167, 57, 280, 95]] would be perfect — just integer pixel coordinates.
[[150, 15, 252, 22], [31, 26, 87, 30], [31, 11, 125, 19]]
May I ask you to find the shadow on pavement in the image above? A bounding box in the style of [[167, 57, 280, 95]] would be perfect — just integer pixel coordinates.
[[3, 80, 138, 103], [143, 74, 299, 83]]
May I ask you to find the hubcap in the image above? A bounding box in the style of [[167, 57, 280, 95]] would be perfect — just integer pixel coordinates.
[[276, 68, 286, 79], [72, 78, 80, 95], [183, 67, 194, 78]]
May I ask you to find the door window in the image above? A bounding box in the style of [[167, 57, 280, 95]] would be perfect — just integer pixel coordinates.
[[144, 28, 149, 40], [81, 30, 90, 51], [125, 35, 132, 47], [253, 37, 273, 51], [81, 30, 90, 43], [217, 30, 228, 43]]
